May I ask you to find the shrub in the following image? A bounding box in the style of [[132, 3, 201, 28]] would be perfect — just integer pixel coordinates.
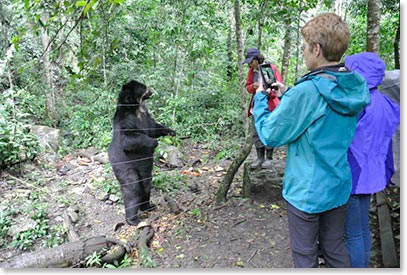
[[58, 83, 116, 150], [0, 89, 40, 168]]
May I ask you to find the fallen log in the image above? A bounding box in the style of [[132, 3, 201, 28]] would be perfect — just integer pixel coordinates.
[[0, 236, 129, 268]]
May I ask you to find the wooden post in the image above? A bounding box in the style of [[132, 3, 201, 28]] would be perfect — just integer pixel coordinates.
[[376, 191, 399, 267]]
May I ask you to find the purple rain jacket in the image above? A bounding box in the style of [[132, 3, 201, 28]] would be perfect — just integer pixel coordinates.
[[345, 52, 400, 194]]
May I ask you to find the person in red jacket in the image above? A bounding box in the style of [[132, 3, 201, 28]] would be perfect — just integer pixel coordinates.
[[243, 47, 283, 169]]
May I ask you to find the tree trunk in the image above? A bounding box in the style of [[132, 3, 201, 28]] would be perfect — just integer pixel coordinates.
[[366, 0, 381, 52], [172, 2, 187, 96], [294, 9, 302, 82], [280, 19, 292, 83], [394, 24, 400, 69], [226, 8, 234, 81], [216, 135, 252, 203], [40, 11, 58, 122], [234, 0, 248, 138], [256, 0, 269, 50]]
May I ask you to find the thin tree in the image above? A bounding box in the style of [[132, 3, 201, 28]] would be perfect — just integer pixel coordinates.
[[216, 0, 253, 203], [293, 9, 303, 82], [234, 0, 248, 138], [256, 0, 269, 49], [366, 0, 381, 52], [280, 18, 292, 83], [40, 11, 58, 122], [393, 24, 400, 69], [227, 7, 234, 81]]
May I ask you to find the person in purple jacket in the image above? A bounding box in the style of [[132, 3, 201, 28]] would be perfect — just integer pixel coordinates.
[[344, 52, 400, 268]]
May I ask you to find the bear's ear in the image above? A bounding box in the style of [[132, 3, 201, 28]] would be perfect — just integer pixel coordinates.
[[122, 80, 136, 94], [122, 80, 136, 93], [122, 80, 145, 92]]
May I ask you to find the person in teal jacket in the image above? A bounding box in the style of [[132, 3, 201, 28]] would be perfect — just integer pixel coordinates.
[[253, 13, 370, 268]]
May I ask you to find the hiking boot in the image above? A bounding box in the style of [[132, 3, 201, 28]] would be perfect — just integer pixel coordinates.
[[261, 148, 274, 169], [250, 148, 265, 169]]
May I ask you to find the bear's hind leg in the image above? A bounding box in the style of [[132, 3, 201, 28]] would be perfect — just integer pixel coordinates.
[[139, 176, 156, 212], [118, 173, 143, 226], [123, 198, 142, 226]]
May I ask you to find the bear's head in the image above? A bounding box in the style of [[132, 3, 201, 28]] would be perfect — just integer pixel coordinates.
[[118, 80, 153, 107]]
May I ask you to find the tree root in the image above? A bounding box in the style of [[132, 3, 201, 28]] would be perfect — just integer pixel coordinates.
[[163, 194, 181, 214]]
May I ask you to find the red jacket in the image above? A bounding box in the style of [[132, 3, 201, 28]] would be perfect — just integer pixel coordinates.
[[246, 63, 283, 117]]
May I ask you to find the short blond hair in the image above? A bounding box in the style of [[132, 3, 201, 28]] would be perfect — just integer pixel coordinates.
[[301, 13, 350, 62]]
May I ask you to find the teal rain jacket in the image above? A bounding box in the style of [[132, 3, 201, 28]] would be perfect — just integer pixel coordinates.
[[253, 65, 370, 214]]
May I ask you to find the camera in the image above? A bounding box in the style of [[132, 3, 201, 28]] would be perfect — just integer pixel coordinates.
[[259, 63, 277, 90]]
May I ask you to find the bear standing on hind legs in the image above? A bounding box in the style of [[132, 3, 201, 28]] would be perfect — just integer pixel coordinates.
[[108, 80, 176, 226]]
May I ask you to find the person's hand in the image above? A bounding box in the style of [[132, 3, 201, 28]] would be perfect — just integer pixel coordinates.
[[253, 82, 259, 90], [255, 77, 265, 93], [270, 81, 287, 98]]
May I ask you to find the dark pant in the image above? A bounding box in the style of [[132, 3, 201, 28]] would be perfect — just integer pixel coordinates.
[[251, 116, 272, 149], [286, 201, 351, 268]]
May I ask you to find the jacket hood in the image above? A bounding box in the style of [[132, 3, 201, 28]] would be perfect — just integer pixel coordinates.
[[298, 66, 370, 116], [344, 52, 386, 89]]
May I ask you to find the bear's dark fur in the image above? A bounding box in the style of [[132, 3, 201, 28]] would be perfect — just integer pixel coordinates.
[[108, 80, 176, 225]]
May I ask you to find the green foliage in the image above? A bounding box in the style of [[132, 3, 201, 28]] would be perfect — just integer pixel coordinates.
[[378, 12, 399, 69], [94, 175, 121, 197], [0, 1, 400, 269], [189, 207, 202, 218], [0, 89, 41, 167], [214, 150, 228, 160], [0, 0, 400, 168], [346, 12, 367, 57], [140, 249, 157, 268], [0, 209, 12, 246], [84, 250, 135, 268], [10, 201, 51, 251], [85, 251, 103, 267], [103, 254, 134, 268], [1, 187, 68, 250], [41, 224, 67, 248], [346, 0, 399, 68], [59, 83, 116, 150], [157, 87, 242, 142], [152, 169, 187, 194]]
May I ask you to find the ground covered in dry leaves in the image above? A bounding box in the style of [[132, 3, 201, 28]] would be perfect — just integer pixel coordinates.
[[0, 139, 400, 268]]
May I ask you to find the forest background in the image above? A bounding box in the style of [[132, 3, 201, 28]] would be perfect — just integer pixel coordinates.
[[0, 0, 400, 167], [0, 0, 401, 267]]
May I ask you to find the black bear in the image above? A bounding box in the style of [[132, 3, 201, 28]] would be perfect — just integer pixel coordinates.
[[108, 80, 176, 225]]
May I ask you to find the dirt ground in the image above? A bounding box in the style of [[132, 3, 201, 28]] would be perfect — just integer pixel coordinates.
[[0, 139, 400, 269]]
